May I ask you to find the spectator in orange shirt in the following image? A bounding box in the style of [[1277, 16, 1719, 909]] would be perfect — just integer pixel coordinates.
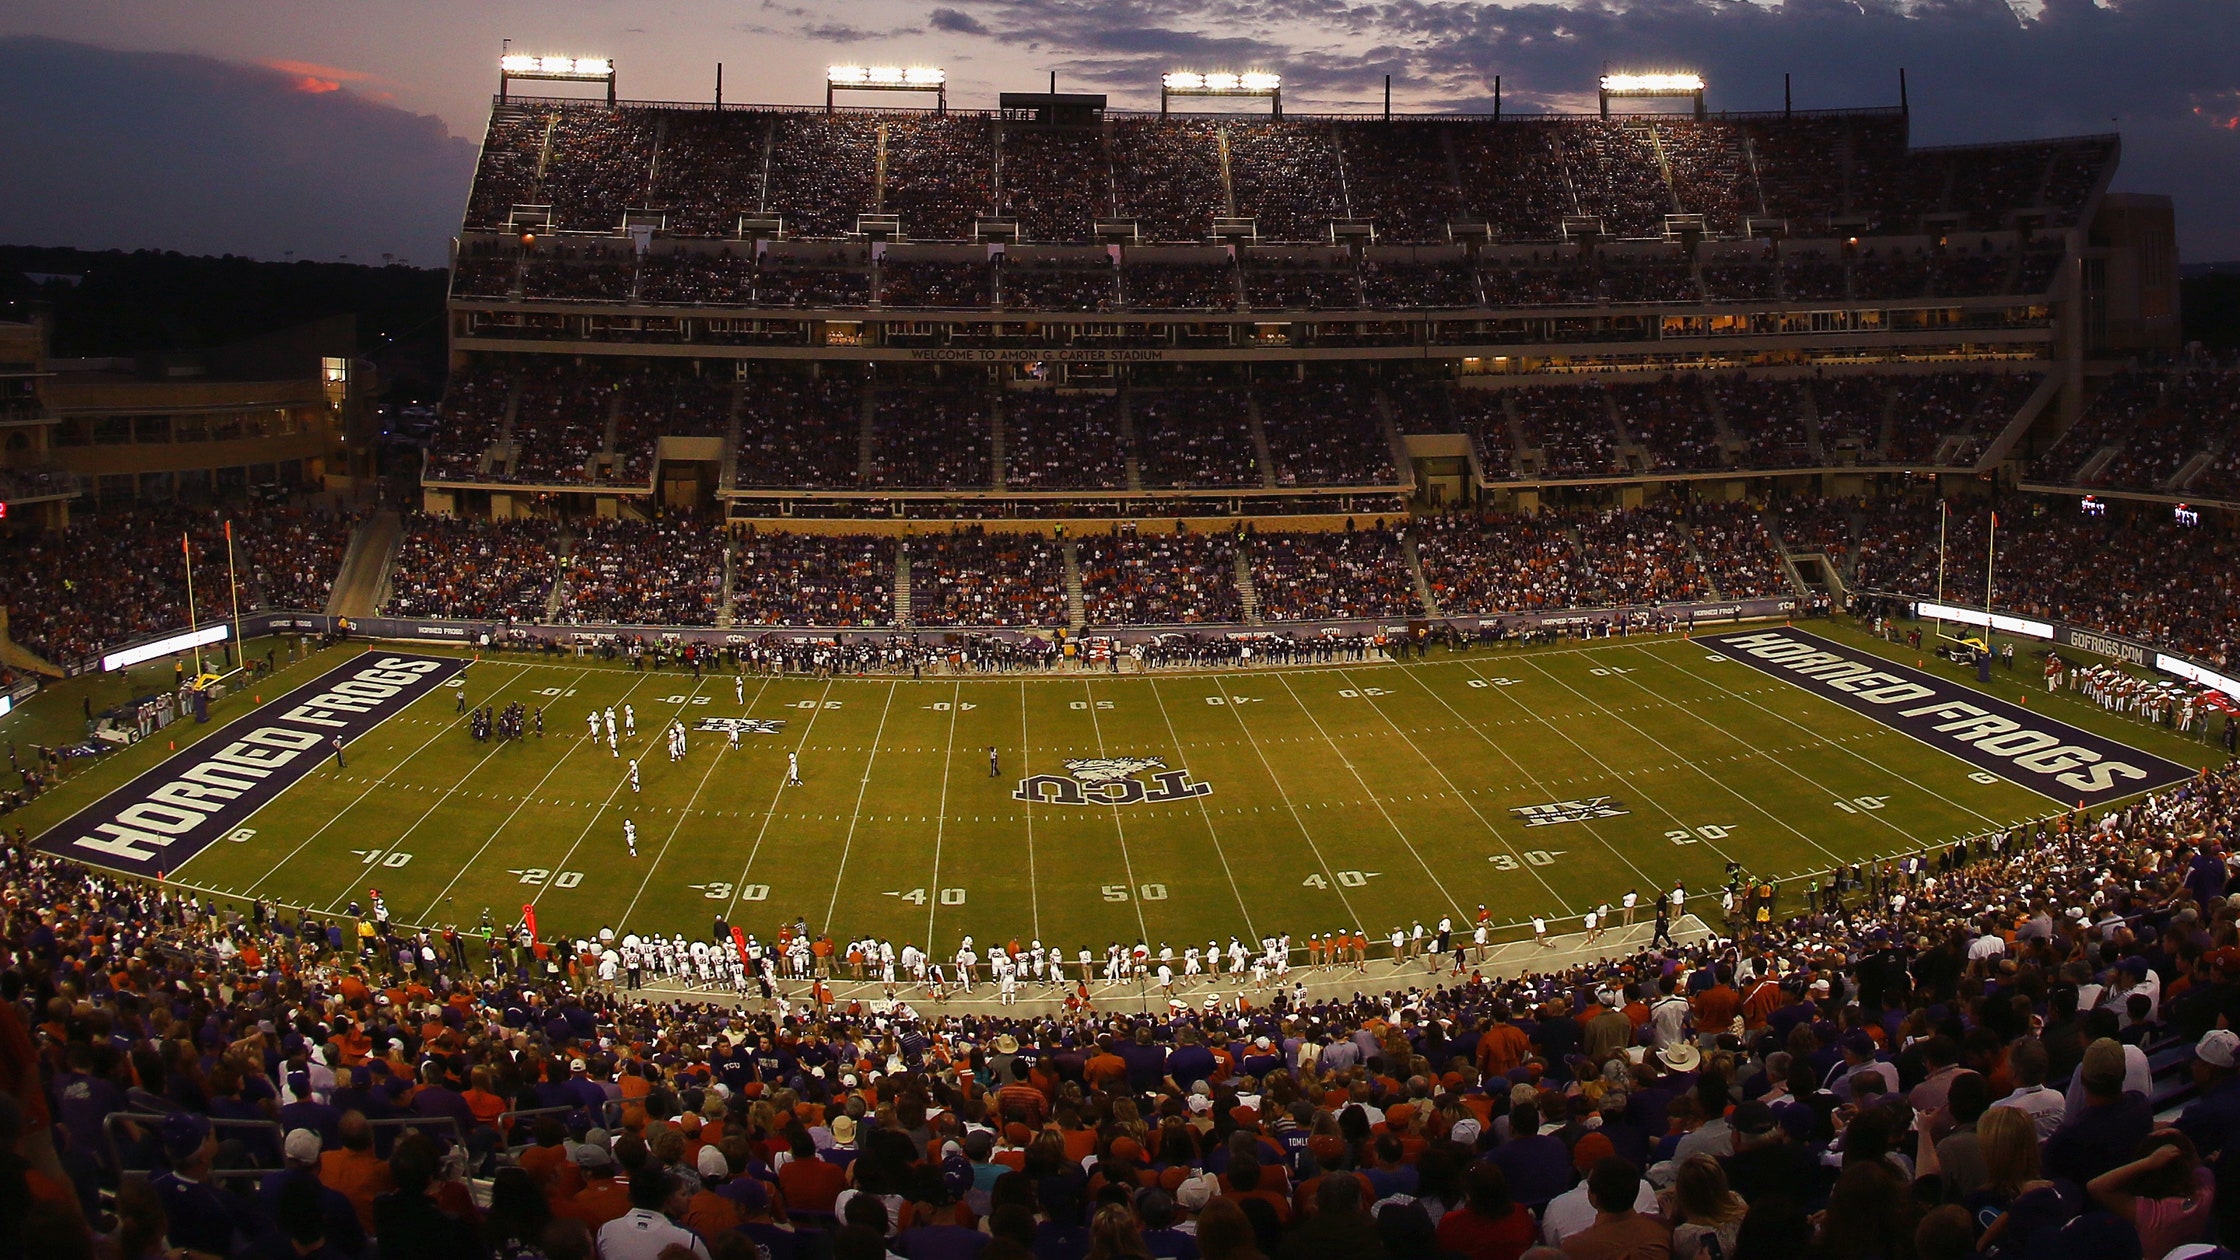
[[1477, 1005, 1531, 1079], [560, 1142, 630, 1229], [317, 1111, 392, 1233]]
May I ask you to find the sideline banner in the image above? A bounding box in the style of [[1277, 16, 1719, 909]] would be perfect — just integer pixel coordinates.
[[1702, 628, 2193, 808], [36, 653, 464, 878]]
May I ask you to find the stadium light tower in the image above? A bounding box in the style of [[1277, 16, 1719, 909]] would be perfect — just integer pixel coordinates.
[[1598, 72, 1705, 119], [499, 53, 617, 104], [1161, 71, 1283, 117], [827, 65, 948, 114]]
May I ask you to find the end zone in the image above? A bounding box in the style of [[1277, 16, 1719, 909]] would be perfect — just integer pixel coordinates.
[[1702, 628, 2193, 808], [34, 653, 465, 878]]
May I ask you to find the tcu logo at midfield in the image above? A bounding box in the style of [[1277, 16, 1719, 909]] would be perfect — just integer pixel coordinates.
[[1015, 756, 1212, 806]]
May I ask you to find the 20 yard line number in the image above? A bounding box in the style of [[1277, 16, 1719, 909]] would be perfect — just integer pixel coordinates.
[[510, 868, 584, 888]]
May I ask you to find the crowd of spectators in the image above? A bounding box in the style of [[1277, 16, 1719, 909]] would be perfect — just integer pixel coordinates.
[[881, 116, 995, 243], [537, 107, 658, 232], [1416, 511, 1605, 614], [764, 114, 878, 239], [870, 388, 994, 490], [1482, 258, 1600, 307], [1613, 377, 1726, 473], [509, 361, 620, 485], [1710, 378, 1815, 468], [1111, 119, 1224, 241], [735, 370, 866, 491], [1002, 393, 1129, 491], [610, 364, 733, 482], [1772, 498, 1857, 571], [730, 531, 896, 627], [520, 244, 637, 303], [1883, 373, 2039, 466], [557, 516, 727, 626], [998, 260, 1118, 311], [1511, 386, 1624, 479], [1652, 120, 1756, 235], [0, 505, 350, 663], [461, 106, 548, 228], [1337, 122, 1462, 239], [1249, 524, 1420, 621], [1259, 377, 1398, 487], [996, 125, 1111, 241], [1224, 122, 1347, 242], [1124, 264, 1238, 311], [427, 366, 512, 482], [1078, 527, 1245, 625], [1243, 262, 1362, 311], [1558, 121, 1674, 238], [2090, 368, 2240, 494], [909, 530, 1068, 627], [636, 249, 757, 306], [1576, 507, 1711, 605], [1809, 376, 1889, 456], [1602, 253, 1701, 304], [1133, 388, 1263, 489], [1448, 390, 1518, 480], [382, 513, 559, 622], [1781, 252, 1849, 302], [1680, 503, 1794, 599], [879, 262, 991, 309], [1361, 260, 1480, 309]]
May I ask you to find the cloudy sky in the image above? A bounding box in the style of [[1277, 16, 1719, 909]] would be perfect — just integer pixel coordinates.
[[2, 0, 2235, 263]]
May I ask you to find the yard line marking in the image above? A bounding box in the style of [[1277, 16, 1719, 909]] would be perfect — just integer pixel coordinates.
[[1594, 647, 1941, 854], [1633, 640, 2008, 830], [1144, 676, 1256, 942], [409, 669, 659, 922], [242, 662, 535, 896], [616, 679, 738, 928], [527, 673, 726, 912], [1270, 670, 1468, 919], [1481, 655, 1750, 871], [1081, 679, 1153, 946], [923, 681, 964, 946], [720, 680, 835, 924], [1213, 683, 1366, 933], [1019, 680, 1040, 942], [1331, 667, 1572, 914], [819, 681, 898, 934], [1519, 655, 1849, 868], [1405, 663, 1665, 889]]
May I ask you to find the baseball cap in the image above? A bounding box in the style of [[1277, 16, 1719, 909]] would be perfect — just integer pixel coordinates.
[[697, 1145, 730, 1179], [1570, 1132, 1615, 1174], [1175, 1173, 1216, 1211], [161, 1113, 212, 1162], [1731, 1099, 1777, 1137], [575, 1143, 614, 1170], [2082, 1037, 2127, 1087], [284, 1128, 322, 1165], [2197, 1030, 2240, 1070]]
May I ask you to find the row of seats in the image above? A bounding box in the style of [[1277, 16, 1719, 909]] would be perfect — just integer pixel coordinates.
[[468, 105, 2113, 244], [455, 243, 2071, 310], [433, 365, 2043, 493]]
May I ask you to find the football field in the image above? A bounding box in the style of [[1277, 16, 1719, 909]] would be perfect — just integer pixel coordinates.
[[18, 620, 2217, 955]]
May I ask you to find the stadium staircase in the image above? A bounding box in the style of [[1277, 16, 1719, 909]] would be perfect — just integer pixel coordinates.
[[716, 541, 737, 629], [2168, 448, 2218, 493], [719, 384, 744, 493], [893, 541, 913, 629], [1401, 530, 1441, 618], [1759, 509, 1815, 599], [0, 610, 63, 680], [1677, 521, 1724, 601], [326, 510, 401, 619], [1700, 380, 1747, 462], [1232, 549, 1263, 625], [596, 393, 623, 481], [854, 384, 877, 483], [1873, 389, 1901, 463], [1245, 390, 1277, 489], [1794, 384, 1829, 466], [544, 530, 573, 623], [1606, 391, 1651, 477], [1118, 390, 1144, 491], [1061, 539, 1086, 633], [988, 399, 1007, 490]]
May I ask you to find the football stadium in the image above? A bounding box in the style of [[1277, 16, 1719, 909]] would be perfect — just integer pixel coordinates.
[[2, 46, 2240, 1260]]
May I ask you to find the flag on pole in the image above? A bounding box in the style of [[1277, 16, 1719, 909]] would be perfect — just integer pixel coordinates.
[[732, 926, 751, 966], [521, 904, 539, 945]]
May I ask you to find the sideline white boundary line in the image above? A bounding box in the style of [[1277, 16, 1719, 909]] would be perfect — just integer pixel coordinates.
[[238, 661, 532, 896]]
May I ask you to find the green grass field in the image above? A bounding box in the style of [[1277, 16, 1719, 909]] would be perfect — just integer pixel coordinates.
[[5, 620, 2220, 955]]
